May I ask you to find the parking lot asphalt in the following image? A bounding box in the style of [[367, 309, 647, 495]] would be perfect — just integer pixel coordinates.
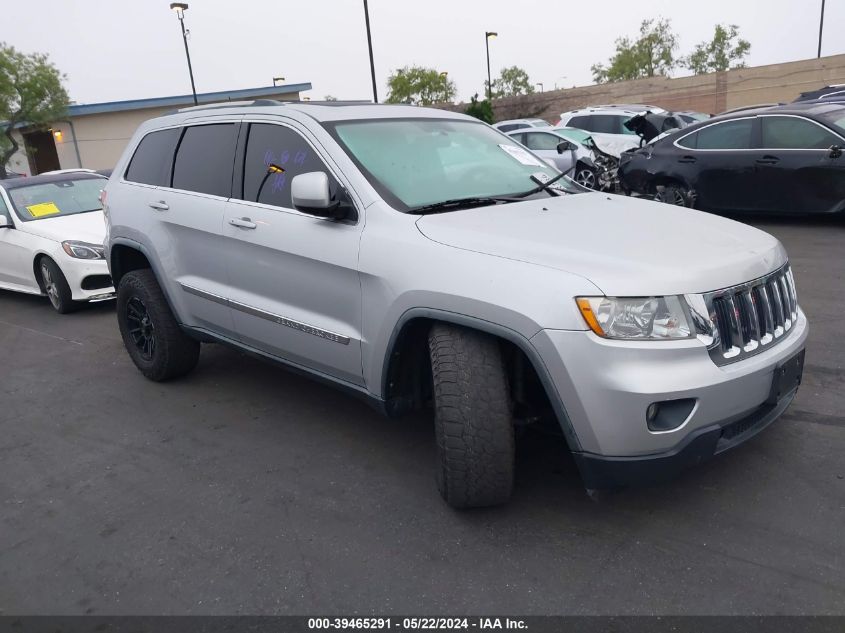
[[1, 215, 844, 616]]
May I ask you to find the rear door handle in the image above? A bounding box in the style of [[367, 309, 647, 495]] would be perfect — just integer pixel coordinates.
[[148, 200, 169, 211], [228, 217, 257, 229], [678, 155, 697, 164], [756, 155, 780, 165]]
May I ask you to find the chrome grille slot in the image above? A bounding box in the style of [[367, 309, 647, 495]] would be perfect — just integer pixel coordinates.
[[701, 264, 799, 366]]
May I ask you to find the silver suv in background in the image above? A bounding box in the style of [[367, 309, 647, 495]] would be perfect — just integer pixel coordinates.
[[104, 101, 808, 508]]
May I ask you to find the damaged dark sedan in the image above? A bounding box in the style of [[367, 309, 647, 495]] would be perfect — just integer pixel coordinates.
[[618, 102, 845, 215]]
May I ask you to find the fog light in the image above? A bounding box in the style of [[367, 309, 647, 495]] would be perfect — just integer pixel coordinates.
[[646, 398, 696, 432]]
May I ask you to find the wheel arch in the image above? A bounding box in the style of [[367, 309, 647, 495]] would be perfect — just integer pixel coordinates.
[[380, 308, 582, 452]]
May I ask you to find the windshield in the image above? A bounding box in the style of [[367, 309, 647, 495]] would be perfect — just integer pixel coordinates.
[[8, 177, 105, 222], [820, 110, 845, 136], [327, 118, 577, 211], [553, 127, 591, 144]]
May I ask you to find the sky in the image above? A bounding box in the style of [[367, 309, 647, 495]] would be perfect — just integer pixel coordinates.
[[3, 0, 843, 105]]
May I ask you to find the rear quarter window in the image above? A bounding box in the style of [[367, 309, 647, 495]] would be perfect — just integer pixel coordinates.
[[124, 128, 182, 186]]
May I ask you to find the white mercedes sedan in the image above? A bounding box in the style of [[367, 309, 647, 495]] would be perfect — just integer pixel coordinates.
[[0, 171, 114, 313]]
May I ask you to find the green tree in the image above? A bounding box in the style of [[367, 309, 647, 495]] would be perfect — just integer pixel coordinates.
[[385, 66, 456, 106], [1, 43, 69, 178], [591, 18, 678, 83], [464, 94, 493, 124], [486, 66, 534, 99], [684, 24, 751, 74]]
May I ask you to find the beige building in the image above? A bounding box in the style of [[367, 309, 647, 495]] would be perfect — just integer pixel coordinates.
[[6, 82, 311, 176]]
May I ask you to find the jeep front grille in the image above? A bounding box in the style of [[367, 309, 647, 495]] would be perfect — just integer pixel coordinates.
[[692, 265, 798, 366]]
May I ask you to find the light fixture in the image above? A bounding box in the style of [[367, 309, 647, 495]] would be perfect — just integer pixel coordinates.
[[170, 2, 188, 17], [53, 130, 63, 141], [272, 76, 285, 86], [484, 32, 498, 101]]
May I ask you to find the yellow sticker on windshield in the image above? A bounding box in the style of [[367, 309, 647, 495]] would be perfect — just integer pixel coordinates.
[[26, 202, 61, 218]]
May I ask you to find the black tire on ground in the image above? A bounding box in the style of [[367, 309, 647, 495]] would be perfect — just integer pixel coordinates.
[[654, 184, 690, 207], [38, 257, 77, 314], [427, 322, 515, 509], [116, 269, 200, 382]]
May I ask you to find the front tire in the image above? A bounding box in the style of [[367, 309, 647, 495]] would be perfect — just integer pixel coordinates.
[[428, 323, 515, 509], [116, 269, 200, 381], [39, 257, 77, 314], [574, 164, 597, 189]]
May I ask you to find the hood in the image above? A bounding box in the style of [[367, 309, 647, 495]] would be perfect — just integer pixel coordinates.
[[18, 211, 107, 244], [416, 193, 786, 296], [586, 134, 641, 158]]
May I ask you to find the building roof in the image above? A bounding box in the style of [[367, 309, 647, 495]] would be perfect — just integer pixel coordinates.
[[66, 83, 312, 117]]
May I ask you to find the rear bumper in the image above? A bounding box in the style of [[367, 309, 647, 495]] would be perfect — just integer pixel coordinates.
[[573, 387, 797, 490]]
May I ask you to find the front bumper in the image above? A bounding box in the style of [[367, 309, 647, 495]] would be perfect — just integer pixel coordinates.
[[54, 250, 115, 302], [530, 308, 808, 486]]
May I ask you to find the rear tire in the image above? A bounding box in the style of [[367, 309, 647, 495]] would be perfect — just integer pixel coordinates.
[[39, 257, 77, 314], [654, 184, 690, 207], [428, 323, 515, 509], [116, 269, 200, 381]]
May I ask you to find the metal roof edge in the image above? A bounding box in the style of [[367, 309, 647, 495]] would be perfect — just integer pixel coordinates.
[[65, 83, 313, 117]]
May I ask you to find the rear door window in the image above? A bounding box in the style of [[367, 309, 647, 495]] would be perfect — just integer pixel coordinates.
[[761, 116, 841, 149], [240, 123, 341, 209], [695, 119, 755, 150], [591, 115, 625, 134], [566, 115, 592, 131], [172, 124, 239, 197], [124, 128, 181, 186]]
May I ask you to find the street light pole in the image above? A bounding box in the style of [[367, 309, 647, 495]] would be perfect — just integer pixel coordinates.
[[272, 77, 285, 87], [485, 31, 497, 101], [536, 82, 544, 93], [170, 3, 197, 105], [817, 0, 826, 58], [363, 0, 378, 103]]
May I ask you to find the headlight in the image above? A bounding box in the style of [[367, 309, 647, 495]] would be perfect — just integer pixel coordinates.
[[576, 296, 693, 340], [62, 240, 105, 260]]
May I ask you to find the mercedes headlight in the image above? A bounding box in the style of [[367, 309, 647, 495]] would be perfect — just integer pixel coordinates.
[[576, 296, 693, 340], [62, 240, 105, 260]]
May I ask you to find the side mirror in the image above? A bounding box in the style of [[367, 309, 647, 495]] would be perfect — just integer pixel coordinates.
[[830, 145, 843, 159], [291, 172, 350, 221], [556, 140, 576, 154], [0, 213, 12, 228]]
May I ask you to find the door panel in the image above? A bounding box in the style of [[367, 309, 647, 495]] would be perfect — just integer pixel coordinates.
[[755, 116, 845, 213], [222, 122, 364, 386], [145, 122, 240, 336], [687, 118, 762, 212]]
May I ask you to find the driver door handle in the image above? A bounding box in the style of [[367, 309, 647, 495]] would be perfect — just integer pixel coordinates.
[[229, 217, 257, 229], [148, 200, 169, 211], [678, 155, 697, 164], [756, 155, 780, 165]]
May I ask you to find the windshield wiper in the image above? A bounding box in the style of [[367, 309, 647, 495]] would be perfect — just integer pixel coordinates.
[[411, 196, 514, 215], [510, 171, 570, 199]]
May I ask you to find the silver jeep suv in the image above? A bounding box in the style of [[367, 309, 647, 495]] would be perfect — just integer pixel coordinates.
[[104, 100, 808, 508]]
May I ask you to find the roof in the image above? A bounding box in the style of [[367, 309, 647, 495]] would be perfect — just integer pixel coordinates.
[[149, 100, 471, 125], [0, 171, 107, 191], [65, 83, 312, 117], [710, 101, 845, 122]]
